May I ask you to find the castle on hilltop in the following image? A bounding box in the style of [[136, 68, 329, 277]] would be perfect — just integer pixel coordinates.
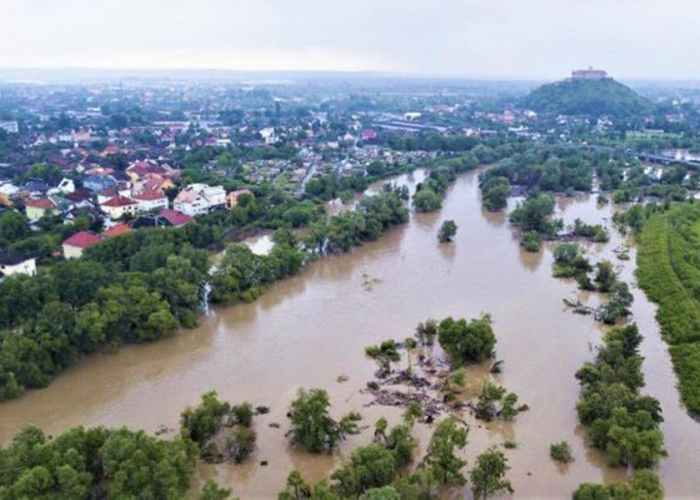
[[571, 67, 608, 80]]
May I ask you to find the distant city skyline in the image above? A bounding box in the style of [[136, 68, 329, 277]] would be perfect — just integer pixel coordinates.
[[2, 0, 699, 80]]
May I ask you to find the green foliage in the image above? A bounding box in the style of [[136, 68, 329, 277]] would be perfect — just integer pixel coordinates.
[[437, 315, 496, 368], [415, 319, 438, 346], [365, 340, 401, 362], [522, 78, 653, 119], [0, 424, 197, 499], [510, 194, 561, 236], [596, 282, 634, 325], [613, 205, 647, 234], [575, 324, 666, 470], [481, 145, 596, 193], [0, 228, 211, 401], [181, 391, 231, 447], [572, 218, 609, 242], [288, 388, 359, 453], [636, 204, 700, 415], [470, 448, 514, 500], [421, 418, 469, 485], [573, 470, 663, 500], [330, 444, 397, 497], [437, 220, 458, 243], [594, 260, 618, 292], [521, 231, 541, 252], [180, 392, 256, 463], [553, 243, 592, 279], [199, 479, 233, 500], [480, 175, 511, 211], [412, 188, 442, 212], [549, 441, 574, 463], [474, 381, 524, 422]]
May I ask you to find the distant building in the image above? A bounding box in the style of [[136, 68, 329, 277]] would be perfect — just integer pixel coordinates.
[[84, 174, 117, 194], [100, 195, 139, 220], [0, 250, 36, 277], [132, 190, 168, 213], [103, 223, 133, 238], [158, 208, 193, 227], [571, 67, 608, 80], [24, 198, 58, 221], [0, 121, 19, 134], [173, 184, 226, 216], [63, 231, 101, 259]]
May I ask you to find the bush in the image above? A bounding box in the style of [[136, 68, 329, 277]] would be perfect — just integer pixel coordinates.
[[437, 315, 496, 367], [549, 441, 574, 463], [521, 231, 541, 252]]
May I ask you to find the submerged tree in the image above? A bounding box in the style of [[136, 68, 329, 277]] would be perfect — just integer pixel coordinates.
[[470, 448, 514, 499], [437, 220, 458, 243], [437, 315, 496, 367], [288, 388, 360, 453], [421, 418, 469, 485]]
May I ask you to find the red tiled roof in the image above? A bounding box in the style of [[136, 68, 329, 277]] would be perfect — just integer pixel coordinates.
[[101, 195, 137, 207], [63, 231, 101, 248], [25, 198, 56, 210], [158, 208, 193, 227], [103, 224, 133, 238]]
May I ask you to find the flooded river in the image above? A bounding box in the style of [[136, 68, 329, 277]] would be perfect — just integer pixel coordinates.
[[0, 168, 699, 498]]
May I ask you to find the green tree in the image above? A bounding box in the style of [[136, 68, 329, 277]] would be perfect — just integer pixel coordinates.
[[288, 388, 358, 453], [330, 444, 397, 497], [437, 220, 458, 243], [470, 448, 514, 499], [437, 315, 496, 367], [421, 418, 469, 485], [199, 479, 233, 500]]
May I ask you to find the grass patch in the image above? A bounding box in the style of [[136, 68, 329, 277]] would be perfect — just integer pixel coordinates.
[[637, 204, 700, 415]]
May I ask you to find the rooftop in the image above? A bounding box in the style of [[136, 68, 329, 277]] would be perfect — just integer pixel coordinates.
[[63, 231, 101, 249]]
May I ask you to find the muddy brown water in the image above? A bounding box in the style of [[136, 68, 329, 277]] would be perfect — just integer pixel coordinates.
[[0, 169, 699, 499]]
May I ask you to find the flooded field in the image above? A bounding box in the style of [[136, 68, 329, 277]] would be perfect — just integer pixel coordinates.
[[0, 168, 698, 498]]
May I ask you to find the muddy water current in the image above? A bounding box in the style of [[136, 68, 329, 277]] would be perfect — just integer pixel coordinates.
[[1, 168, 699, 498]]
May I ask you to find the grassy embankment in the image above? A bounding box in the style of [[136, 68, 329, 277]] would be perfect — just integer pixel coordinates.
[[636, 204, 700, 416]]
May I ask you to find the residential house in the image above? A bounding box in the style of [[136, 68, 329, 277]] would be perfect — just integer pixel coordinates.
[[0, 121, 19, 134], [158, 208, 193, 227], [103, 223, 133, 238], [84, 174, 117, 194], [62, 231, 101, 259], [100, 195, 139, 220], [226, 189, 254, 209], [48, 178, 76, 196], [132, 190, 168, 213], [0, 250, 36, 277], [173, 184, 226, 216], [25, 198, 58, 221]]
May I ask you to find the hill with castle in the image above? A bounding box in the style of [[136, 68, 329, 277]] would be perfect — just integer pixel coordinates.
[[522, 67, 653, 119]]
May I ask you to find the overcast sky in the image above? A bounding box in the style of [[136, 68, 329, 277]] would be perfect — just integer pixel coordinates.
[[1, 0, 697, 79]]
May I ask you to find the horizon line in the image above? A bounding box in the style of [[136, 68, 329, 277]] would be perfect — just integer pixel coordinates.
[[1, 66, 699, 83]]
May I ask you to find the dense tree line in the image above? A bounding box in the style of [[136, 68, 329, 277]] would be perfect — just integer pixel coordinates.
[[480, 145, 597, 194], [0, 424, 198, 499], [210, 190, 408, 304], [573, 324, 665, 494], [0, 227, 210, 401]]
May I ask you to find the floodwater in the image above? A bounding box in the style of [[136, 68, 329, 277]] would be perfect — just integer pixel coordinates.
[[0, 168, 699, 499]]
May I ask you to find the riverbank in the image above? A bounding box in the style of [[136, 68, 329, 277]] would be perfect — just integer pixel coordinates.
[[1, 170, 700, 497]]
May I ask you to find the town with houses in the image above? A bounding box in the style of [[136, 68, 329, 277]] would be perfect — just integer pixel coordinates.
[[1, 72, 700, 278]]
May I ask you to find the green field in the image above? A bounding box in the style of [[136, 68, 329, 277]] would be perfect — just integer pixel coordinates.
[[637, 204, 700, 416]]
